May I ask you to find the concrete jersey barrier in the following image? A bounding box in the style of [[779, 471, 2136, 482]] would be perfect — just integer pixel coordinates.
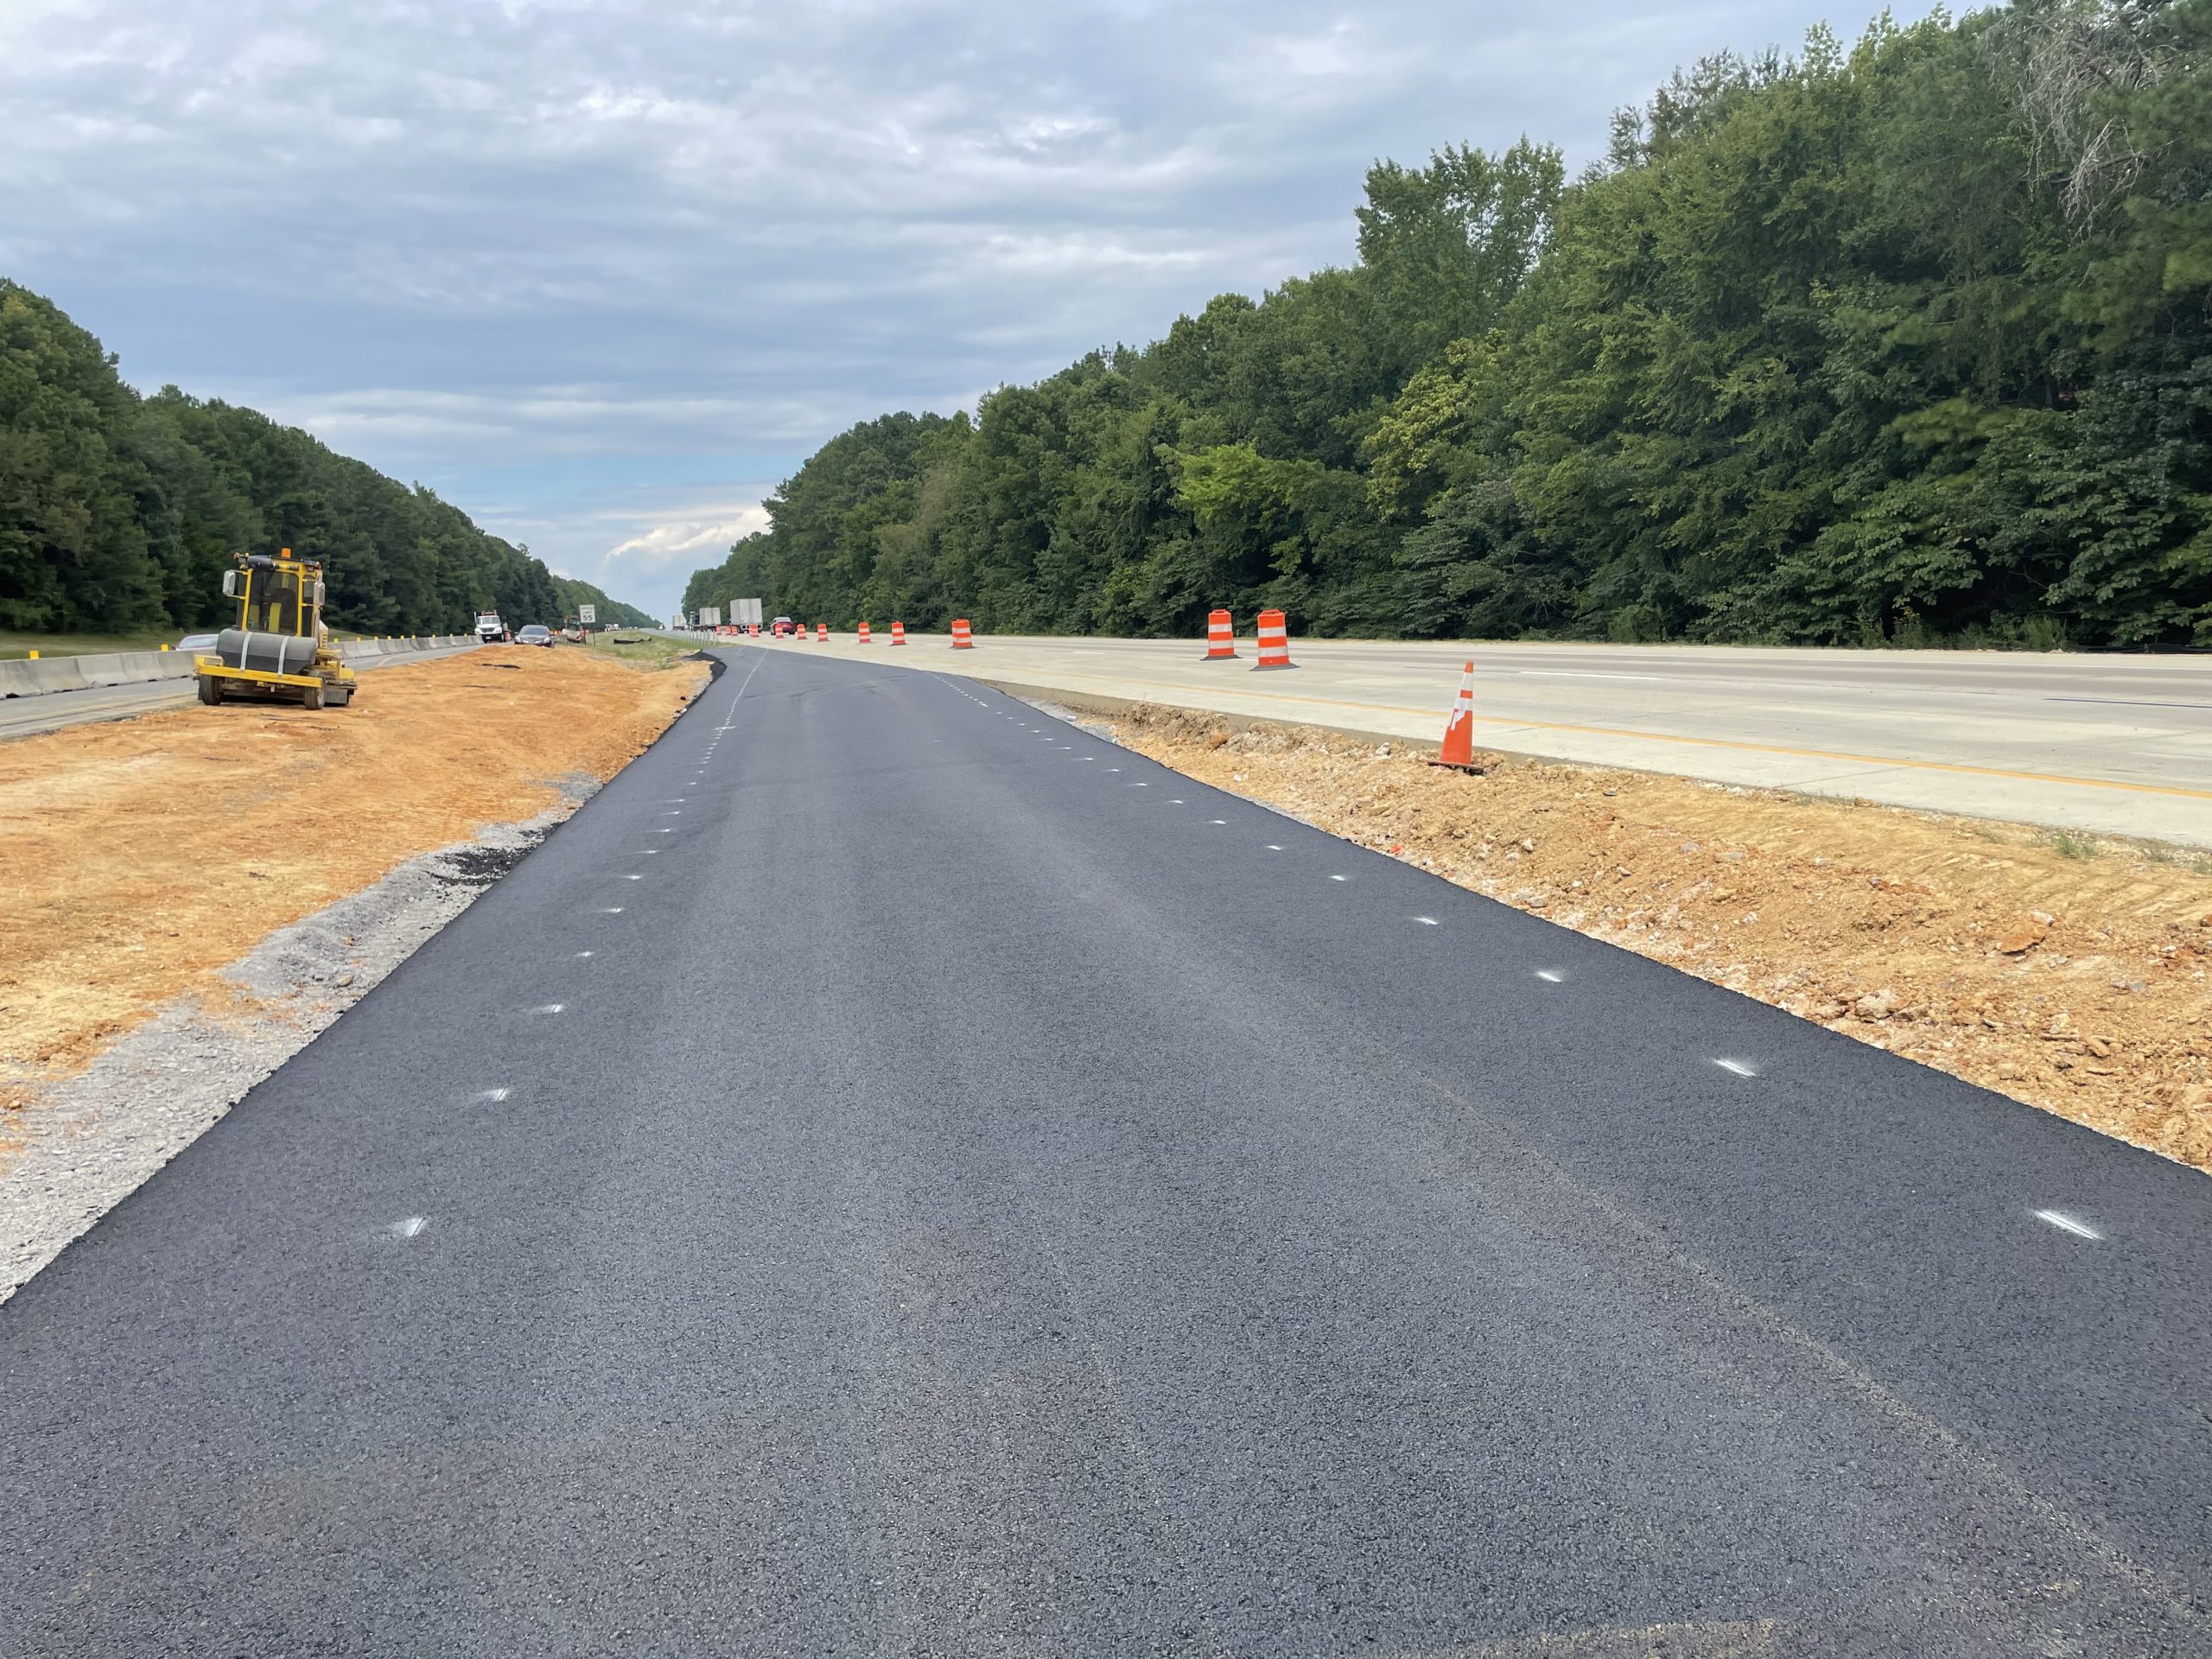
[[0, 633, 479, 700]]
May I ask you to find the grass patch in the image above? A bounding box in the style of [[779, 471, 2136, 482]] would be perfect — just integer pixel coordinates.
[[2040, 828, 2101, 861], [581, 633, 698, 670]]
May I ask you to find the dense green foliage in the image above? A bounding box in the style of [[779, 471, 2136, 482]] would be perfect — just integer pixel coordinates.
[[0, 281, 651, 636], [689, 1, 2212, 648]]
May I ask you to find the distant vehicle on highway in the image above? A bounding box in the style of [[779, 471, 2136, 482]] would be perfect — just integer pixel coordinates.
[[175, 632, 219, 654], [474, 612, 509, 644], [516, 625, 554, 647], [771, 616, 796, 636]]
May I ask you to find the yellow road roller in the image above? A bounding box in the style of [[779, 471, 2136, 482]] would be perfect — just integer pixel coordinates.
[[193, 548, 358, 709]]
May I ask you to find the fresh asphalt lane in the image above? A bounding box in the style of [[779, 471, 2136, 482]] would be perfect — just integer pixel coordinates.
[[4, 644, 2211, 1655]]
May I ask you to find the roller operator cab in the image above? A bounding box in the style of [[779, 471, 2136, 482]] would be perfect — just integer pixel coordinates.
[[192, 549, 359, 710]]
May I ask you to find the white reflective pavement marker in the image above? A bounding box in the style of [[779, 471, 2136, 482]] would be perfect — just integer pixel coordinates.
[[389, 1217, 429, 1239], [478, 1088, 512, 1103], [1712, 1058, 1759, 1078], [2036, 1209, 2103, 1240]]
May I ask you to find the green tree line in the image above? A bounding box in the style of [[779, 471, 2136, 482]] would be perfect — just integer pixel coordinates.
[[687, 0, 2211, 649], [0, 280, 655, 636]]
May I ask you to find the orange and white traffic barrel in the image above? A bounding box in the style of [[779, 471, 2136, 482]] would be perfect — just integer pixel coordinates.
[[858, 621, 872, 644], [816, 622, 828, 642], [1201, 608, 1236, 661], [950, 618, 974, 649], [891, 621, 906, 645], [1252, 609, 1293, 671]]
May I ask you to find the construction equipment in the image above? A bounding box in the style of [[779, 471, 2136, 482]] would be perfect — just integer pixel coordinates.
[[193, 548, 358, 710]]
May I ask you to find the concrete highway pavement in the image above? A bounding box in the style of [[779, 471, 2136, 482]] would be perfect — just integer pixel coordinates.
[[779, 632, 2212, 847], [5, 645, 2211, 1655], [0, 641, 483, 741]]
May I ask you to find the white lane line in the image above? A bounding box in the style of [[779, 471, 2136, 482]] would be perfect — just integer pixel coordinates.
[[1208, 819, 1226, 825], [659, 810, 682, 816], [637, 849, 658, 855], [1535, 969, 1567, 983], [1265, 843, 1283, 851], [574, 950, 594, 958], [1132, 781, 1150, 787], [1108, 766, 1121, 772], [533, 1002, 566, 1014], [1414, 916, 1439, 926], [656, 828, 673, 834], [1328, 874, 1348, 882], [1168, 798, 1185, 804], [600, 906, 626, 914], [478, 1087, 512, 1103], [1712, 1058, 1758, 1077], [1519, 670, 1669, 683], [390, 1217, 429, 1238], [2036, 1209, 2102, 1240]]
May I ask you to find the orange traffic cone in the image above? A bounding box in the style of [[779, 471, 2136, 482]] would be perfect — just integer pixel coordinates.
[[816, 622, 828, 642], [890, 621, 906, 645], [1252, 609, 1292, 671], [858, 621, 872, 644], [1200, 608, 1236, 661], [950, 618, 974, 649], [748, 622, 759, 636], [1429, 661, 1484, 772]]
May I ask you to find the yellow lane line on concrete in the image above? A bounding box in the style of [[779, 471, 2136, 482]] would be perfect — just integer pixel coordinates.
[[976, 664, 2212, 804]]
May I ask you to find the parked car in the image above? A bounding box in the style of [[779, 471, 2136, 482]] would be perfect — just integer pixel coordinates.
[[771, 616, 796, 636], [176, 632, 219, 655], [516, 625, 555, 647]]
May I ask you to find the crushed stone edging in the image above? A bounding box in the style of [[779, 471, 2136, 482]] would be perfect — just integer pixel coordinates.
[[0, 779, 596, 1303]]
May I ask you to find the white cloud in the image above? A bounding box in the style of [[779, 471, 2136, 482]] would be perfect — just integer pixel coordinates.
[[608, 508, 772, 569]]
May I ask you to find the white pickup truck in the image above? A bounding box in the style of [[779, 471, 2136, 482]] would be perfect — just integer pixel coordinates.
[[474, 612, 509, 643]]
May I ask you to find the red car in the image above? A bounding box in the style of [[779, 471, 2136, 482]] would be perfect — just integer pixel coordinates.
[[770, 616, 796, 637]]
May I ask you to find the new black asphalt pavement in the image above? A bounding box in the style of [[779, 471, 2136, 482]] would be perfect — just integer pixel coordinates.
[[5, 643, 2210, 1656]]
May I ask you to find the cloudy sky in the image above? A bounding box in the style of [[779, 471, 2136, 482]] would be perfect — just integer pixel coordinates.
[[1, 0, 1936, 620]]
